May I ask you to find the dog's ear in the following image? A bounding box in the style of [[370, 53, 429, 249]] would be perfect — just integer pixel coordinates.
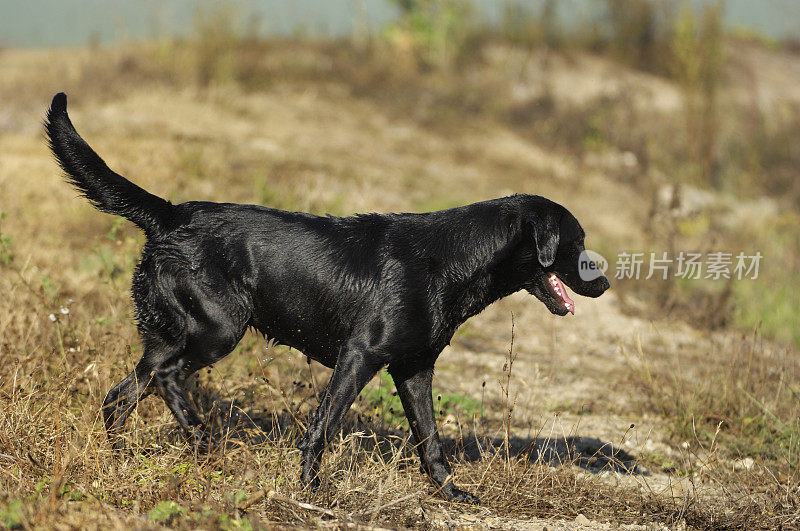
[[530, 208, 560, 268]]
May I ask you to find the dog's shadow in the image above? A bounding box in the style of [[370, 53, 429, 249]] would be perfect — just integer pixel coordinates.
[[202, 398, 645, 476]]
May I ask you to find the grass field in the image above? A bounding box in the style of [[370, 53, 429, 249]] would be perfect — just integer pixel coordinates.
[[1, 10, 800, 528]]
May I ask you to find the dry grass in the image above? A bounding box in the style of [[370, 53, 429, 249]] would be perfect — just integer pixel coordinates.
[[1, 21, 799, 528], [1, 277, 797, 529]]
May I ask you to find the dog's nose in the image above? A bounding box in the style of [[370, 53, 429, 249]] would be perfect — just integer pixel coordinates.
[[599, 276, 610, 292], [581, 275, 610, 298]]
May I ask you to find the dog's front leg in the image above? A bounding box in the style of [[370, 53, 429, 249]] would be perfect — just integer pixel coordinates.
[[389, 363, 479, 504], [298, 341, 382, 490]]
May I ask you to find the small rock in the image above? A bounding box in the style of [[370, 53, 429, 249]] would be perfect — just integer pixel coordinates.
[[574, 513, 591, 525]]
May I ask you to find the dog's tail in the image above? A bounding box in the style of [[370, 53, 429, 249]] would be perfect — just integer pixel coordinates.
[[45, 93, 174, 238]]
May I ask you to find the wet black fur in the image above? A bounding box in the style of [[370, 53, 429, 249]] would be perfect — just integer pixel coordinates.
[[45, 93, 609, 503]]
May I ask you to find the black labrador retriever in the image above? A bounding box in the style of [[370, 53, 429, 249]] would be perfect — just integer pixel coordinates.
[[46, 93, 609, 503]]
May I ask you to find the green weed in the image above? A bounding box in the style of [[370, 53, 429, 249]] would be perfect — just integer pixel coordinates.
[[384, 0, 474, 70], [0, 212, 12, 265], [362, 372, 482, 428], [79, 219, 138, 286], [0, 498, 25, 529], [148, 500, 188, 525]]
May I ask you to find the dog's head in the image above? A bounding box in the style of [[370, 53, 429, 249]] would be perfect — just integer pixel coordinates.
[[521, 197, 610, 315]]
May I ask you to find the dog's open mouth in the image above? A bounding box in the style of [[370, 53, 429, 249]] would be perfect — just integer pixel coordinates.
[[548, 273, 575, 315]]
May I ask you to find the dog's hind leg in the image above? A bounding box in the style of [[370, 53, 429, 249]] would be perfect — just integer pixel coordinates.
[[156, 368, 215, 448], [102, 334, 190, 450], [102, 359, 156, 450], [149, 295, 249, 450], [105, 277, 249, 451]]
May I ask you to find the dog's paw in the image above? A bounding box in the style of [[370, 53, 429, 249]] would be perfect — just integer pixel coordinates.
[[107, 435, 127, 453], [200, 438, 226, 453], [300, 466, 321, 491], [300, 450, 323, 491], [304, 475, 321, 492], [442, 486, 480, 505], [187, 426, 223, 453]]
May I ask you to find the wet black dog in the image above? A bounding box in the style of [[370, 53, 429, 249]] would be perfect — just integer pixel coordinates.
[[46, 93, 609, 503]]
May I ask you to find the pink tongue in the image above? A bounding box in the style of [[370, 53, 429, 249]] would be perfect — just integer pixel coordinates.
[[551, 275, 575, 314]]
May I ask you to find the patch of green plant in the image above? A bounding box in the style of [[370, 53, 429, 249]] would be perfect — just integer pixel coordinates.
[[39, 276, 61, 300], [0, 212, 13, 265], [86, 245, 122, 280], [454, 321, 477, 339], [132, 455, 169, 488], [252, 174, 300, 212], [643, 450, 678, 473], [171, 462, 194, 475], [148, 500, 188, 525], [0, 498, 25, 529], [55, 484, 84, 502], [318, 193, 348, 217], [730, 216, 800, 347], [412, 196, 464, 213], [34, 478, 50, 495], [735, 278, 800, 347], [362, 372, 482, 428], [227, 489, 248, 507], [191, 1, 242, 86], [94, 315, 114, 326], [671, 1, 724, 187], [581, 116, 610, 153], [79, 219, 138, 285], [152, 501, 253, 530], [384, 0, 474, 70], [180, 145, 206, 179], [436, 388, 481, 419]]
